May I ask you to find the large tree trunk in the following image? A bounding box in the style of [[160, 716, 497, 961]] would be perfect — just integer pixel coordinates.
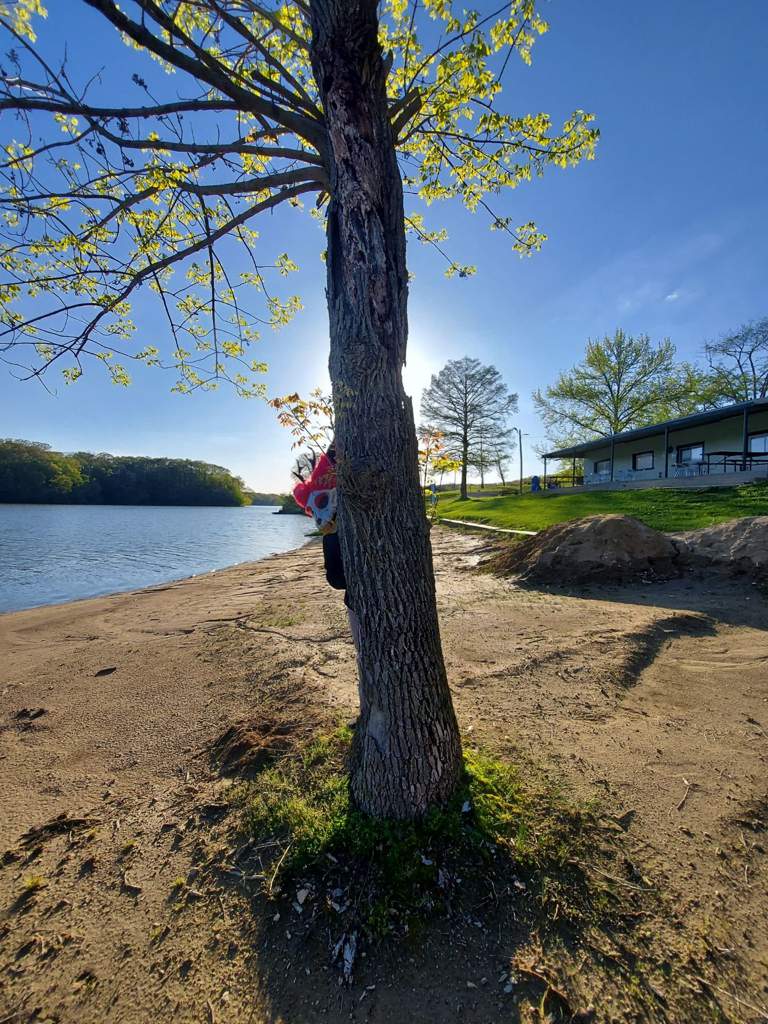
[[309, 0, 463, 819]]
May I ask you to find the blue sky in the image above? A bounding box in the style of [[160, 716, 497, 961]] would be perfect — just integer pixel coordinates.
[[1, 1, 766, 491]]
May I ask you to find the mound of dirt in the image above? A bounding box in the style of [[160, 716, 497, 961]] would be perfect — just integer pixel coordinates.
[[677, 516, 768, 578], [489, 514, 680, 584]]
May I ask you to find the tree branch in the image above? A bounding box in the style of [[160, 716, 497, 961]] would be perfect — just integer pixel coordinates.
[[0, 95, 240, 117], [3, 181, 319, 365], [82, 0, 324, 147]]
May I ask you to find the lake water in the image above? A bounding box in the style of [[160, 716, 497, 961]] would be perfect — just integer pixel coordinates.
[[0, 504, 313, 614]]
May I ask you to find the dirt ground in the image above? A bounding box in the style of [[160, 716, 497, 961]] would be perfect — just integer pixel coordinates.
[[1, 527, 766, 1023]]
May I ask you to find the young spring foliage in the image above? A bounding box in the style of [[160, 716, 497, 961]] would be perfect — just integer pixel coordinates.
[[532, 329, 705, 448], [0, 0, 597, 393], [269, 387, 335, 454]]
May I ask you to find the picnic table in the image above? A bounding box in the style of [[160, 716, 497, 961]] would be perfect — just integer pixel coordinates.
[[704, 450, 768, 473]]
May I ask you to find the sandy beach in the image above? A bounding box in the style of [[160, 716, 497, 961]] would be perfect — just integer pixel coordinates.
[[1, 528, 766, 1022]]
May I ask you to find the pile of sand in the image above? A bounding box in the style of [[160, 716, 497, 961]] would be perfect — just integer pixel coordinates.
[[489, 514, 681, 584], [676, 516, 768, 579], [488, 513, 768, 585]]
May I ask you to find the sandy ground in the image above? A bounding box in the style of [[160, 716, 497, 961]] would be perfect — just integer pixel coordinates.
[[1, 528, 767, 1023]]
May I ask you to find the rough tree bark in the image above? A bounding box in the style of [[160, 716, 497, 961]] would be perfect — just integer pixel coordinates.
[[309, 0, 463, 819]]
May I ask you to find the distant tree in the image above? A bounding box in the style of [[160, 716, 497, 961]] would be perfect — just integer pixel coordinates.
[[0, 439, 84, 502], [0, 441, 247, 505], [703, 317, 768, 404], [488, 436, 516, 488], [533, 329, 701, 447], [247, 491, 289, 506], [421, 358, 518, 500], [467, 425, 516, 488], [277, 492, 304, 515], [467, 427, 492, 488]]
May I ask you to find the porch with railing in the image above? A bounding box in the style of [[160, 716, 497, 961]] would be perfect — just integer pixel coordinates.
[[582, 451, 768, 487], [542, 398, 768, 494]]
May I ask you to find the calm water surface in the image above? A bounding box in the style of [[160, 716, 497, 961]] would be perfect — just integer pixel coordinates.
[[0, 504, 312, 614]]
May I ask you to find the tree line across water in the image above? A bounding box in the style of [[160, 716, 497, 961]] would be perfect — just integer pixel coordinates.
[[0, 439, 252, 506]]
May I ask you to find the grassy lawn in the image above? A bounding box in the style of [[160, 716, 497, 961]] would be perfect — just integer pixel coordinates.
[[433, 481, 768, 533]]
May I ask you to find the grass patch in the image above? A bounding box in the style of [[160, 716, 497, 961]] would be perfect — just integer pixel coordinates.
[[433, 480, 768, 533], [239, 726, 607, 936], [220, 726, 733, 1020]]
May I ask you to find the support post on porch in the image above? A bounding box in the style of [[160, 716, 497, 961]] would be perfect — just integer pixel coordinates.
[[742, 405, 750, 471], [610, 434, 615, 482], [571, 457, 576, 487], [664, 425, 669, 478]]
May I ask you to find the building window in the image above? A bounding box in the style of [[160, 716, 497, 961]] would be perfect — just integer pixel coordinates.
[[593, 458, 611, 474], [632, 450, 654, 471], [677, 443, 704, 464], [749, 431, 768, 454]]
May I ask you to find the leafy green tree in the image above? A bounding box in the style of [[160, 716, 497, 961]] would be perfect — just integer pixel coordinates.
[[421, 357, 517, 499], [277, 491, 304, 515], [0, 440, 248, 504], [703, 317, 768, 404], [0, 439, 84, 501], [247, 491, 289, 505], [0, 0, 597, 819], [533, 329, 702, 448]]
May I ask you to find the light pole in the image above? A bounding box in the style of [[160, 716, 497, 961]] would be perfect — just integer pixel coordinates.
[[512, 427, 526, 495]]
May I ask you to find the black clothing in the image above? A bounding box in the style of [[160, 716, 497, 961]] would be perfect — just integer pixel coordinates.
[[322, 531, 352, 609], [322, 532, 347, 591], [320, 443, 350, 607]]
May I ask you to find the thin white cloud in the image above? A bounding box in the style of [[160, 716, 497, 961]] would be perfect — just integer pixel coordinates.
[[550, 229, 725, 325]]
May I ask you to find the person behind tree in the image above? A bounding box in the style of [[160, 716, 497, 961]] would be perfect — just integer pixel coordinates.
[[291, 443, 361, 661]]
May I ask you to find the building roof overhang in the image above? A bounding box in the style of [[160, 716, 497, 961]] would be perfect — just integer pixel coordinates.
[[543, 398, 768, 460]]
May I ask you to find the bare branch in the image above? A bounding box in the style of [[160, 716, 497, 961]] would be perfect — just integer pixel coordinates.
[[82, 0, 324, 146], [0, 95, 241, 117], [208, 0, 318, 115]]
